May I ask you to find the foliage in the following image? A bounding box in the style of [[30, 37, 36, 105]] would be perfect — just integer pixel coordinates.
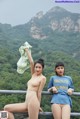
[[0, 22, 80, 118]]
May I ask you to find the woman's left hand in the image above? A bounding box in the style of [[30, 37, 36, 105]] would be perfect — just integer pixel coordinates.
[[67, 88, 73, 95]]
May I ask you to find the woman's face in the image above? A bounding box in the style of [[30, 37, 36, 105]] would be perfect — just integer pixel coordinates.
[[34, 63, 43, 75], [55, 66, 64, 76]]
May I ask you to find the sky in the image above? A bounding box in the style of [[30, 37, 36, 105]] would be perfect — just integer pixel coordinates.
[[0, 0, 80, 26]]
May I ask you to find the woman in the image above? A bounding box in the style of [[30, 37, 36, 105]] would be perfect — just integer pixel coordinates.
[[48, 62, 74, 119], [4, 48, 46, 119]]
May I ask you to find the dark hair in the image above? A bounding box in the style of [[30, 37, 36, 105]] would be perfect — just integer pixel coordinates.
[[55, 62, 64, 69], [34, 58, 44, 68], [55, 62, 65, 75]]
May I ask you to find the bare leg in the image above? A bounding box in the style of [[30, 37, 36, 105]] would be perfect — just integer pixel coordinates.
[[7, 112, 14, 119], [51, 104, 62, 119], [28, 96, 40, 119], [4, 102, 28, 119], [62, 105, 71, 119]]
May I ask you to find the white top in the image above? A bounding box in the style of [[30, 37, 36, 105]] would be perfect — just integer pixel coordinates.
[[17, 41, 32, 74]]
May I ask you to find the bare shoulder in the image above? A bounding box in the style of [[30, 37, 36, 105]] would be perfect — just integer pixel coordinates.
[[41, 75, 46, 83]]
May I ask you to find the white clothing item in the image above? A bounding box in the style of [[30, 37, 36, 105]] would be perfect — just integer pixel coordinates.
[[17, 41, 32, 74]]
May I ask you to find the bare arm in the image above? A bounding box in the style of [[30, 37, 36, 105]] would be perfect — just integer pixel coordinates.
[[37, 77, 46, 103], [25, 48, 34, 75]]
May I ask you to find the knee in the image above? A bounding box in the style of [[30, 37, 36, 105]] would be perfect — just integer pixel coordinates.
[[4, 105, 10, 111]]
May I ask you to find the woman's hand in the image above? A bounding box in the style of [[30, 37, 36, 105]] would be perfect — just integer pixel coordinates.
[[25, 48, 29, 53], [39, 107, 43, 112], [67, 88, 74, 95], [52, 86, 58, 93]]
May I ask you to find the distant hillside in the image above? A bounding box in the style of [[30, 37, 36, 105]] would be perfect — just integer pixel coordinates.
[[0, 6, 80, 60], [0, 6, 80, 118], [28, 6, 80, 39]]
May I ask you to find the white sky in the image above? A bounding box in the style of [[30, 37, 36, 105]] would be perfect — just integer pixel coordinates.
[[0, 0, 80, 26]]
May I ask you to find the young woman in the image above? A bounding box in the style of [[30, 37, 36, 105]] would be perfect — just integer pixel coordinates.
[[4, 48, 46, 119], [48, 62, 74, 119]]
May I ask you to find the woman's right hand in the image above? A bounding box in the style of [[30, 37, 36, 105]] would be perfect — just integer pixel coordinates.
[[52, 86, 58, 93], [39, 107, 43, 112], [25, 48, 29, 52]]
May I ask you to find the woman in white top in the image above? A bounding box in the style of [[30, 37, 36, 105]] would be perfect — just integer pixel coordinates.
[[4, 48, 46, 119]]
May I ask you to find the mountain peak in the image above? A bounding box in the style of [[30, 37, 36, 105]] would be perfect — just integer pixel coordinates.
[[48, 6, 69, 13], [35, 11, 43, 19]]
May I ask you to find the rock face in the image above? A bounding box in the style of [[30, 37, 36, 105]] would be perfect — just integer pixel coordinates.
[[30, 25, 47, 40], [28, 6, 80, 39]]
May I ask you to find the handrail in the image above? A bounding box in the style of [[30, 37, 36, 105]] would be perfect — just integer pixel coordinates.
[[39, 112, 80, 116], [0, 90, 80, 96], [0, 90, 80, 118], [12, 111, 80, 117]]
